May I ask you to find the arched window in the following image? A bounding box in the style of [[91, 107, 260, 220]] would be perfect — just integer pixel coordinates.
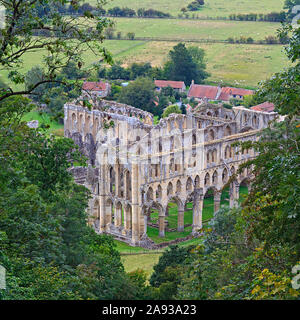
[[224, 126, 232, 137], [147, 187, 154, 201], [167, 182, 173, 196], [156, 185, 162, 199], [208, 129, 215, 141], [186, 177, 193, 191], [176, 180, 182, 193], [195, 175, 200, 188], [204, 173, 210, 186], [222, 168, 228, 183], [212, 170, 218, 184]]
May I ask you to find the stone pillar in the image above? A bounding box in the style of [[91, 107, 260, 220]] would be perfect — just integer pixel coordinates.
[[214, 191, 221, 215], [115, 164, 120, 197], [144, 215, 148, 235], [105, 202, 112, 229], [159, 216, 165, 237], [177, 208, 184, 232], [115, 205, 122, 227], [234, 182, 239, 207], [124, 205, 132, 231], [229, 183, 234, 208], [230, 182, 239, 208], [99, 165, 106, 232], [165, 206, 169, 217], [193, 188, 203, 233], [131, 162, 139, 244]]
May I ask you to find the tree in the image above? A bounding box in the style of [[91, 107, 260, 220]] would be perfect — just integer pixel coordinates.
[[105, 27, 115, 39], [0, 0, 113, 103], [149, 245, 195, 299], [187, 46, 210, 83], [107, 62, 130, 80], [127, 32, 135, 40], [163, 43, 208, 85], [162, 104, 182, 118], [118, 77, 155, 112], [284, 0, 300, 21], [129, 62, 152, 79]]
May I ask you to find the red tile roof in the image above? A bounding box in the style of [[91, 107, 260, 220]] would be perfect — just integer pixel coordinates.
[[188, 84, 219, 100], [251, 102, 275, 112], [155, 80, 185, 89], [188, 84, 254, 101], [218, 87, 254, 101], [82, 81, 107, 91]]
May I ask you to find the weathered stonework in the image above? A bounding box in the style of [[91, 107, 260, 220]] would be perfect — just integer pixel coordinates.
[[64, 98, 279, 247]]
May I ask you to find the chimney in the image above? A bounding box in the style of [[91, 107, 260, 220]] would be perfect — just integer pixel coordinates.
[[191, 80, 194, 86]]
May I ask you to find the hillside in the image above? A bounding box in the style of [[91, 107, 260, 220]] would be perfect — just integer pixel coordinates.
[[91, 0, 285, 17]]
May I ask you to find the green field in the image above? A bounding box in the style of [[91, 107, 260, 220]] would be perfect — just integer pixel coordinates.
[[91, 0, 285, 17], [2, 39, 288, 89], [114, 41, 289, 87], [121, 253, 162, 278], [22, 110, 64, 136], [120, 186, 248, 277], [112, 18, 281, 41]]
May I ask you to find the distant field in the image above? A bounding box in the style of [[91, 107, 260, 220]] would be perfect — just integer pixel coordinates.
[[112, 18, 281, 41], [1, 37, 288, 90], [114, 41, 289, 87], [90, 0, 285, 17]]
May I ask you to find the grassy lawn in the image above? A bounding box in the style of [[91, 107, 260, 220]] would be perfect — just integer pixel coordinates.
[[112, 18, 281, 41], [147, 185, 248, 243], [90, 0, 285, 17], [121, 253, 161, 278], [22, 110, 64, 136], [118, 186, 248, 276]]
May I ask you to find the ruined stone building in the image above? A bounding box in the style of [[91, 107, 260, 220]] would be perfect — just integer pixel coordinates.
[[64, 98, 278, 247]]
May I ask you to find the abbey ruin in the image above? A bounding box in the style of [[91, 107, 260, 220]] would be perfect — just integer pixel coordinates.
[[64, 98, 278, 247]]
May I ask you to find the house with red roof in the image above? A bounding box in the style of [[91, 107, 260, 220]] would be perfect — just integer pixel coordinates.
[[82, 81, 111, 98], [188, 81, 254, 102], [250, 101, 275, 113], [188, 84, 220, 101], [154, 80, 186, 93], [219, 87, 254, 101]]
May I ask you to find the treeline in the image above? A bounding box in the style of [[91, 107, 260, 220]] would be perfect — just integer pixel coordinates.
[[228, 11, 287, 22], [35, 2, 290, 23], [35, 2, 171, 19], [227, 34, 289, 45]]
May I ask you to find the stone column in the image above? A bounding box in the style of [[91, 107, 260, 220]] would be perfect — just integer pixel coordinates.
[[234, 182, 239, 207], [124, 205, 132, 231], [144, 215, 148, 235], [177, 208, 184, 232], [214, 191, 221, 215], [229, 183, 235, 208], [99, 165, 106, 232], [230, 182, 239, 208], [115, 164, 120, 197], [193, 188, 203, 233], [131, 162, 139, 245], [115, 205, 122, 227], [105, 202, 112, 230], [159, 216, 165, 237]]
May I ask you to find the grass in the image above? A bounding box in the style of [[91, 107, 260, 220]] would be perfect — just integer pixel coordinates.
[[114, 41, 289, 87], [22, 110, 64, 136], [112, 18, 281, 41], [119, 186, 248, 277], [121, 254, 161, 278], [147, 185, 248, 243], [90, 0, 285, 17]]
